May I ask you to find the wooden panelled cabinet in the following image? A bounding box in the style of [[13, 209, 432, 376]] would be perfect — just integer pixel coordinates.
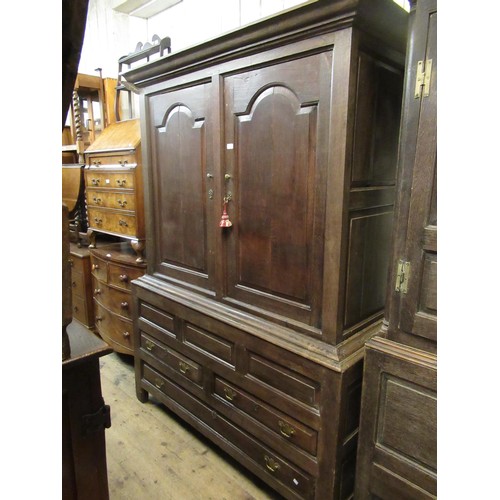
[[69, 243, 95, 329], [85, 119, 146, 262], [125, 1, 408, 498], [355, 0, 437, 498]]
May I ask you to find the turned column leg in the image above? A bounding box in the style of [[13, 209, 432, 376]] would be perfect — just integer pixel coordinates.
[[131, 239, 145, 263]]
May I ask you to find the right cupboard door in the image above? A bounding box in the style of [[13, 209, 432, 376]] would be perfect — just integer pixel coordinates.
[[222, 52, 332, 331]]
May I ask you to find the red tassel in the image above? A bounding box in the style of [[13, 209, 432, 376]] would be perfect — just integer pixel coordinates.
[[219, 200, 232, 228]]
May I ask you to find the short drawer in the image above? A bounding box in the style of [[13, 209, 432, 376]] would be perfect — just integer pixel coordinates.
[[140, 334, 203, 388], [88, 208, 138, 237], [92, 278, 132, 319], [85, 169, 136, 189], [86, 189, 137, 211], [108, 262, 144, 291], [70, 270, 85, 298], [87, 152, 137, 167], [214, 378, 318, 456], [90, 255, 108, 282], [94, 301, 133, 352], [69, 255, 85, 275], [72, 294, 88, 324]]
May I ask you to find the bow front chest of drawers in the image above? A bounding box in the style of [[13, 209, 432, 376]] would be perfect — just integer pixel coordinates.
[[90, 243, 146, 355], [85, 119, 145, 262], [124, 0, 408, 498]]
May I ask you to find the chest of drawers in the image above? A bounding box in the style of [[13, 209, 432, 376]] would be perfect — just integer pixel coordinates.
[[69, 243, 94, 329], [90, 243, 146, 355], [85, 119, 145, 262]]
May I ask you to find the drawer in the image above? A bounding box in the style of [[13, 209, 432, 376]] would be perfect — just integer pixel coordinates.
[[141, 364, 314, 499], [94, 301, 133, 352], [70, 270, 85, 298], [88, 208, 138, 237], [69, 255, 85, 275], [214, 378, 318, 457], [90, 254, 108, 282], [140, 334, 203, 388], [93, 278, 132, 319], [72, 294, 88, 324], [109, 261, 144, 291], [85, 169, 136, 189], [87, 152, 137, 167], [86, 189, 137, 211]]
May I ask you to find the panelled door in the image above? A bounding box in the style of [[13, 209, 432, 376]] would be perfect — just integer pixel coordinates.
[[221, 52, 333, 330], [148, 79, 216, 295]]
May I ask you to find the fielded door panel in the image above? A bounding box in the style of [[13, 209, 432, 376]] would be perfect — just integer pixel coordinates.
[[399, 4, 437, 343], [148, 80, 216, 295], [222, 52, 332, 329]]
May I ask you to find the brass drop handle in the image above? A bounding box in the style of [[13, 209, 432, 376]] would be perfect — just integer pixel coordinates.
[[119, 160, 128, 166], [119, 274, 129, 282], [117, 199, 127, 207], [278, 420, 296, 439], [120, 301, 129, 309], [178, 361, 190, 374], [93, 196, 102, 204], [94, 288, 101, 295], [92, 264, 99, 271], [116, 179, 127, 186], [145, 339, 155, 351], [154, 378, 164, 389], [91, 178, 100, 185], [118, 219, 128, 227], [92, 160, 101, 166], [72, 281, 77, 288], [95, 315, 103, 321], [94, 217, 103, 225], [223, 387, 237, 402], [264, 455, 280, 473], [122, 331, 130, 338], [68, 259, 74, 267]]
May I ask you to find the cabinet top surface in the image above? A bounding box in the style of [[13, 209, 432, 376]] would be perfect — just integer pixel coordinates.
[[85, 119, 141, 153], [123, 0, 407, 87], [90, 242, 146, 268]]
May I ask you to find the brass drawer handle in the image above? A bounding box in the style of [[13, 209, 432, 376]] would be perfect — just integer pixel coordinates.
[[91, 178, 100, 185], [145, 339, 155, 351], [92, 264, 99, 271], [122, 331, 130, 338], [116, 179, 127, 186], [119, 274, 129, 282], [278, 420, 296, 439], [264, 455, 280, 473], [94, 217, 103, 226], [95, 315, 103, 321], [93, 196, 102, 204], [178, 361, 190, 374], [73, 306, 79, 312], [118, 219, 128, 227], [94, 288, 101, 295], [120, 301, 129, 309], [119, 160, 128, 166], [68, 259, 74, 267], [117, 199, 127, 207], [92, 160, 101, 166], [223, 387, 237, 402], [154, 378, 164, 390], [72, 281, 77, 288]]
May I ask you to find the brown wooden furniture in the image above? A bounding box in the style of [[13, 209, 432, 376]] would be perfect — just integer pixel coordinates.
[[84, 119, 146, 261], [63, 164, 88, 244], [63, 320, 112, 499], [70, 243, 95, 329], [354, 0, 437, 498], [125, 1, 408, 498], [90, 242, 146, 355]]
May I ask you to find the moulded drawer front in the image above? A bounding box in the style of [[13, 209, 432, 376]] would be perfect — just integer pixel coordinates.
[[108, 262, 144, 291], [85, 170, 136, 189], [214, 378, 318, 456], [88, 152, 137, 167], [72, 294, 88, 324], [71, 271, 85, 297], [94, 301, 133, 350], [141, 334, 203, 387], [69, 255, 85, 275], [88, 208, 138, 237], [86, 189, 137, 211]]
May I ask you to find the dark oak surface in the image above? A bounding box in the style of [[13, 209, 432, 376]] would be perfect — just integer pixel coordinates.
[[125, 1, 408, 498], [354, 0, 437, 498]]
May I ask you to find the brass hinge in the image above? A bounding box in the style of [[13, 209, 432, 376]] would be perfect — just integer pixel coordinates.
[[414, 59, 433, 98], [395, 260, 411, 294]]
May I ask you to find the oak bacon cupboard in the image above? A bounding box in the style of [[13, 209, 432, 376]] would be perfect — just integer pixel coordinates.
[[125, 1, 408, 498]]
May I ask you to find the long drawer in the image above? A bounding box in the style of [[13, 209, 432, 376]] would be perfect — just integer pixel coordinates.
[[87, 188, 137, 211], [88, 208, 137, 237], [141, 363, 315, 500], [92, 276, 132, 319], [94, 300, 133, 352]]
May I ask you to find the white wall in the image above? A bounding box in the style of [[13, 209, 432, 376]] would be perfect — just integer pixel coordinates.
[[79, 0, 308, 79]]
